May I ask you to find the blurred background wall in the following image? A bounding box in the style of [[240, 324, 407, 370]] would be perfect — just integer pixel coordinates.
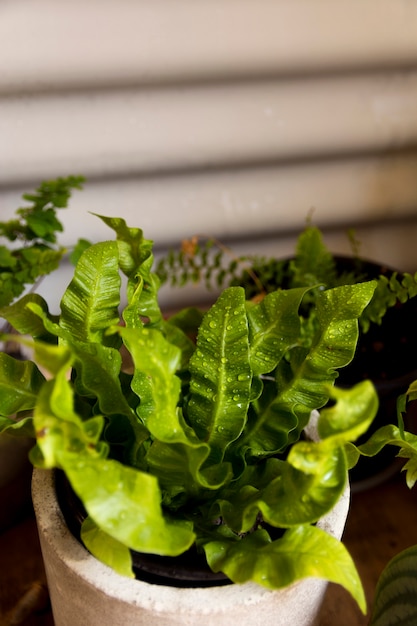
[[1, 0, 417, 308]]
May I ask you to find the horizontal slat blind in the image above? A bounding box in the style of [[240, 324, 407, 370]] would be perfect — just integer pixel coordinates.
[[2, 73, 417, 185], [1, 0, 417, 274], [2, 1, 417, 89]]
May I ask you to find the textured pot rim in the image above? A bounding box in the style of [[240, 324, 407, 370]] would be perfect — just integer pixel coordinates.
[[31, 466, 350, 614]]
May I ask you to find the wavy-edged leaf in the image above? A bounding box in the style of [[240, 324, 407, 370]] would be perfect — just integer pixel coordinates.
[[291, 225, 338, 289], [312, 282, 376, 368], [0, 415, 35, 437], [25, 302, 68, 345], [358, 425, 417, 488], [123, 251, 162, 329], [31, 336, 72, 374], [95, 214, 153, 279], [247, 287, 307, 375], [61, 451, 196, 557], [69, 340, 149, 463], [213, 445, 346, 533], [33, 373, 108, 468], [203, 525, 366, 613], [95, 214, 163, 328], [70, 341, 132, 415], [122, 264, 162, 330], [0, 352, 45, 415], [0, 293, 57, 338], [317, 380, 379, 444], [120, 326, 187, 443], [121, 326, 232, 493], [146, 439, 232, 503], [59, 241, 121, 345], [81, 516, 134, 578], [242, 282, 376, 457], [29, 335, 148, 465], [187, 287, 252, 463], [370, 544, 417, 626]]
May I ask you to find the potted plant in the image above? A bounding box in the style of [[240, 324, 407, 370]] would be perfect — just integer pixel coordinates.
[[0, 175, 85, 530], [0, 175, 86, 309], [157, 224, 417, 490], [0, 214, 383, 624]]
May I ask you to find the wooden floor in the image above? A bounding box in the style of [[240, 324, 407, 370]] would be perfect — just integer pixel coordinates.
[[1, 472, 417, 626]]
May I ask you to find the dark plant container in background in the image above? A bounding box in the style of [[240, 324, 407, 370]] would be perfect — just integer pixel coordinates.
[[328, 257, 417, 491], [236, 254, 417, 491]]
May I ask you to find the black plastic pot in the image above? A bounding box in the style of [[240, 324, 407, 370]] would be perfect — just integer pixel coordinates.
[[55, 471, 230, 588], [335, 258, 417, 490]]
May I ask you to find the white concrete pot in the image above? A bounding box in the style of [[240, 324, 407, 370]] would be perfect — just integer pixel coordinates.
[[0, 433, 33, 530], [32, 469, 350, 626]]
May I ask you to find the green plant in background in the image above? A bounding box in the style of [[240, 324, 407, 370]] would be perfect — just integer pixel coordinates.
[[0, 175, 86, 307], [0, 213, 396, 614], [369, 543, 417, 626], [352, 380, 417, 625], [156, 225, 417, 335]]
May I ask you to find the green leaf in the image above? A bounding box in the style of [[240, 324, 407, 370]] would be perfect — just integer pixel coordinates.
[[26, 209, 63, 240], [163, 322, 196, 368], [0, 415, 35, 437], [59, 241, 121, 345], [291, 226, 338, 289], [242, 282, 376, 457], [0, 246, 17, 268], [0, 246, 63, 307], [358, 425, 417, 489], [213, 444, 347, 534], [19, 175, 84, 212], [122, 258, 162, 330], [203, 525, 366, 613], [95, 215, 163, 329], [0, 353, 45, 415], [120, 326, 186, 443], [94, 216, 164, 330], [120, 325, 233, 495], [33, 371, 107, 468], [370, 544, 417, 625], [69, 238, 92, 266], [1, 176, 84, 247], [146, 439, 232, 502], [62, 452, 196, 556], [318, 380, 379, 445], [312, 282, 377, 371], [247, 287, 307, 375], [94, 215, 152, 278], [29, 338, 73, 376], [29, 336, 148, 466], [0, 273, 20, 307], [0, 293, 56, 338], [81, 516, 134, 578], [403, 379, 417, 405], [187, 287, 252, 463], [70, 341, 132, 415]]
